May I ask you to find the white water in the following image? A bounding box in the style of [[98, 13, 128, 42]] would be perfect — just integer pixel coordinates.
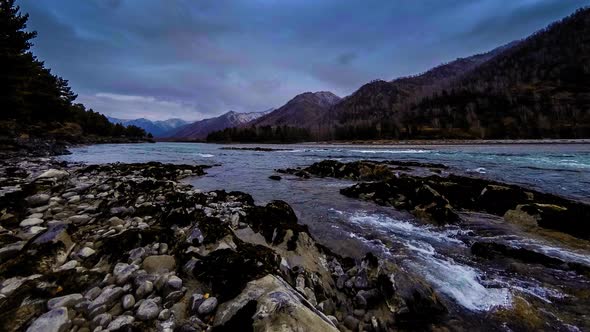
[[331, 209, 512, 311]]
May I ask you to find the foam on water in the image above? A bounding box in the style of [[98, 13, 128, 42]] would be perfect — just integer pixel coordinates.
[[350, 149, 431, 154], [196, 153, 214, 158], [334, 210, 464, 245], [407, 258, 512, 311], [333, 209, 511, 311]]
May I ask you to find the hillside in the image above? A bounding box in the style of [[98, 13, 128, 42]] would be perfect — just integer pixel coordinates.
[[328, 8, 590, 139], [251, 91, 341, 135], [169, 110, 271, 140], [108, 117, 189, 137]]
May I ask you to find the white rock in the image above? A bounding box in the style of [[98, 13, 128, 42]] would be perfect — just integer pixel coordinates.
[[78, 247, 96, 258], [37, 169, 69, 180], [26, 307, 70, 332], [20, 218, 44, 227]]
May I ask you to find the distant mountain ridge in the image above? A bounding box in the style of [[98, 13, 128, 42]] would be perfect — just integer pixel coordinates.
[[107, 117, 189, 137], [250, 91, 341, 134], [168, 109, 272, 140]]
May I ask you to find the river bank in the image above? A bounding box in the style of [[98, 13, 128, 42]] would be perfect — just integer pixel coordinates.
[[0, 156, 462, 331]]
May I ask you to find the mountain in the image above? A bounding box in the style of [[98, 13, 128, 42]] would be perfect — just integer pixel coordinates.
[[168, 109, 271, 140], [250, 91, 341, 134], [107, 117, 189, 137], [327, 8, 590, 139]]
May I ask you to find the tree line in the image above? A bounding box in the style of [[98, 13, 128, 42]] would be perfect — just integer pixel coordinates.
[[206, 125, 311, 143], [0, 0, 149, 140]]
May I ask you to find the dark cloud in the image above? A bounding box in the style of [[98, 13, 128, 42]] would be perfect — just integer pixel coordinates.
[[17, 0, 588, 120]]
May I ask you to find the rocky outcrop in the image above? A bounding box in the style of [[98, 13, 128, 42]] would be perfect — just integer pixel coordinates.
[[283, 160, 590, 238]]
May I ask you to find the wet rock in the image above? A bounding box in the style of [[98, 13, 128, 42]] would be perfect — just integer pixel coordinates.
[[26, 307, 71, 332], [379, 272, 447, 325], [269, 175, 282, 181], [214, 275, 337, 331], [143, 255, 175, 274]]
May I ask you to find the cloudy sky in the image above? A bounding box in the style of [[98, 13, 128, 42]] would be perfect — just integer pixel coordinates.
[[19, 0, 588, 121]]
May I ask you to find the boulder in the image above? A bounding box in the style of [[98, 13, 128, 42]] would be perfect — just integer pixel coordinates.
[[214, 275, 338, 331]]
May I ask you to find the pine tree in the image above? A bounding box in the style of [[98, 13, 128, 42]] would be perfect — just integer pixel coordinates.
[[0, 0, 37, 119]]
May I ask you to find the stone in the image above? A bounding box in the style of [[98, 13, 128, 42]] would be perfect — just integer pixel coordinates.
[[92, 313, 112, 329], [47, 293, 83, 310], [57, 260, 78, 271], [122, 294, 136, 310], [167, 275, 182, 289], [26, 193, 50, 207], [78, 247, 96, 258], [197, 297, 218, 316], [37, 169, 69, 180], [26, 307, 71, 332], [106, 315, 135, 330], [84, 287, 102, 300], [214, 275, 337, 331], [113, 263, 138, 285], [128, 247, 146, 263], [158, 308, 171, 320], [136, 299, 160, 320], [136, 280, 154, 298], [269, 175, 282, 181], [142, 255, 175, 274], [20, 217, 44, 227], [89, 286, 124, 311], [343, 315, 360, 330], [67, 215, 90, 224]]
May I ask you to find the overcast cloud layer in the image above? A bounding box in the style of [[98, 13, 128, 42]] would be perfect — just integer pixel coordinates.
[[18, 0, 588, 121]]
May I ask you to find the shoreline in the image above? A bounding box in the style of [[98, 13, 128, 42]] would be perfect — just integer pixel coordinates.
[[157, 138, 590, 146]]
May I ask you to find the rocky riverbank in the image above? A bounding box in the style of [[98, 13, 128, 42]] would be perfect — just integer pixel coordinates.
[[0, 157, 471, 332], [278, 159, 590, 330]]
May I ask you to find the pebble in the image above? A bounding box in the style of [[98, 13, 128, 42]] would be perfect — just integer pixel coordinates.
[[167, 276, 182, 289], [78, 247, 96, 258], [136, 299, 160, 320], [197, 297, 218, 316], [142, 255, 175, 273], [19, 217, 44, 227], [136, 280, 154, 298], [122, 294, 135, 310], [25, 193, 50, 207]]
